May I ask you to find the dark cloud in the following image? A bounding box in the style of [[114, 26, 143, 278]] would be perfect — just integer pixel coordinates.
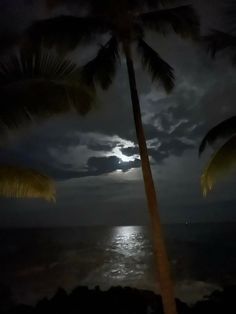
[[121, 146, 139, 156], [87, 142, 115, 151], [121, 138, 194, 164], [159, 139, 194, 156], [87, 156, 140, 175]]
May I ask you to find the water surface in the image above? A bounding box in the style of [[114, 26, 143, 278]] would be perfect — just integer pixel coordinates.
[[0, 223, 235, 305]]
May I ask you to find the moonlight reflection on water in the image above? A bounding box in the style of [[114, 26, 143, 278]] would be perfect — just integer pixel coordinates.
[[111, 226, 146, 257], [100, 226, 152, 284]]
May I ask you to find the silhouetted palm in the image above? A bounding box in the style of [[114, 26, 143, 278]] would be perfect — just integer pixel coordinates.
[[200, 2, 236, 194], [26, 2, 199, 313], [205, 30, 236, 63], [205, 1, 236, 61], [199, 117, 236, 195], [0, 164, 55, 201], [0, 48, 94, 131], [0, 48, 94, 201]]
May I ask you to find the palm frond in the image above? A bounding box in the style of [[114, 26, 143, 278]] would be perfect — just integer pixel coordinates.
[[201, 135, 236, 196], [0, 31, 19, 55], [137, 38, 174, 92], [0, 164, 56, 201], [46, 0, 79, 9], [81, 37, 119, 90], [46, 0, 176, 10], [0, 49, 77, 84], [88, 0, 175, 13], [139, 5, 199, 39], [141, 0, 177, 8], [204, 30, 236, 58], [26, 15, 110, 53], [225, 1, 236, 32], [199, 116, 236, 155], [0, 49, 94, 130]]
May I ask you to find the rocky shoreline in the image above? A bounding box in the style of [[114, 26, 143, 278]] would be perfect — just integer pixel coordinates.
[[1, 285, 235, 314]]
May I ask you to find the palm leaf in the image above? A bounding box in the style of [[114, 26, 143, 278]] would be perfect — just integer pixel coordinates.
[[204, 30, 236, 58], [0, 31, 19, 55], [199, 116, 236, 155], [137, 38, 174, 92], [46, 0, 175, 10], [81, 37, 119, 90], [26, 15, 110, 53], [86, 0, 176, 14], [225, 1, 236, 32], [0, 164, 56, 201], [201, 135, 236, 196], [0, 49, 94, 130], [139, 5, 199, 39], [46, 0, 80, 9]]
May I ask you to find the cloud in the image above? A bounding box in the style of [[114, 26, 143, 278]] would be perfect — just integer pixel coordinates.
[[87, 156, 140, 175]]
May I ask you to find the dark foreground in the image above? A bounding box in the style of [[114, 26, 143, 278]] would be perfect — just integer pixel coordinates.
[[1, 285, 236, 314]]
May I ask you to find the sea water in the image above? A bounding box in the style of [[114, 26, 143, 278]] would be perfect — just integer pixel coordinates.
[[0, 223, 235, 305]]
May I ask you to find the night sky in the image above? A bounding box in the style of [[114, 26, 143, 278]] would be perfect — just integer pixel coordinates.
[[0, 0, 236, 227]]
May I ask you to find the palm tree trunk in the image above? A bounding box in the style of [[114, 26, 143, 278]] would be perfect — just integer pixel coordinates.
[[123, 44, 177, 314]]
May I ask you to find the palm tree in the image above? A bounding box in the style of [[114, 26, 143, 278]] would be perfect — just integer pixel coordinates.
[[204, 0, 236, 60], [199, 117, 236, 195], [0, 164, 56, 201], [0, 47, 94, 201], [205, 30, 236, 63], [25, 2, 199, 313], [0, 48, 94, 130], [200, 1, 236, 195]]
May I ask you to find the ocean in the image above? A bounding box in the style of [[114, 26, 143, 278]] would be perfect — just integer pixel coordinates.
[[0, 223, 235, 305]]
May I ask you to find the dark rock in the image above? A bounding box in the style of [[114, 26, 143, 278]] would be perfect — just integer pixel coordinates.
[[2, 285, 236, 314]]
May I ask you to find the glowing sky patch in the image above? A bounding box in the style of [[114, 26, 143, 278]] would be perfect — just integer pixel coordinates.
[[104, 135, 139, 162], [112, 147, 136, 162]]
